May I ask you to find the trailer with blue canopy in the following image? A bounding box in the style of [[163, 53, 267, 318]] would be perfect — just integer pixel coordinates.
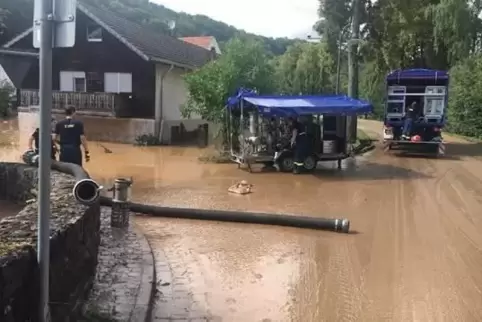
[[226, 89, 373, 172], [382, 68, 447, 155]]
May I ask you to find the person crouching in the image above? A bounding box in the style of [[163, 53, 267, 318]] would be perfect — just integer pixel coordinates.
[[28, 127, 57, 160]]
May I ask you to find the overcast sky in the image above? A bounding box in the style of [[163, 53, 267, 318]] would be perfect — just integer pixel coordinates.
[[151, 0, 319, 38]]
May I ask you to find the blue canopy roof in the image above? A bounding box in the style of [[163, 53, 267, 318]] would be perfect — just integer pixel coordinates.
[[386, 69, 449, 81], [227, 89, 372, 115]]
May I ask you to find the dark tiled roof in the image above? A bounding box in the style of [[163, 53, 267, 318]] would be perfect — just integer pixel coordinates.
[[78, 1, 213, 68]]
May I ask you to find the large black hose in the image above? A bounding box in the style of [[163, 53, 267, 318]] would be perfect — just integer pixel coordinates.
[[22, 150, 102, 205], [99, 196, 350, 232], [21, 151, 350, 233]]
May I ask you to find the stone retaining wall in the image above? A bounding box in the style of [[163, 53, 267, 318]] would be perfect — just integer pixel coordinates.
[[0, 162, 101, 321]]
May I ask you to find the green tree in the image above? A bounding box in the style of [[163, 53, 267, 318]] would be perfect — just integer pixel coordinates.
[[315, 0, 352, 57], [359, 61, 385, 118], [274, 41, 335, 95], [0, 80, 14, 117], [448, 55, 482, 137], [316, 0, 482, 132], [273, 43, 305, 94], [182, 37, 275, 125]]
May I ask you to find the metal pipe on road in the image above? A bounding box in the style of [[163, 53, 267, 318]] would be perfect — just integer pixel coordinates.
[[100, 196, 350, 233], [22, 152, 351, 233]]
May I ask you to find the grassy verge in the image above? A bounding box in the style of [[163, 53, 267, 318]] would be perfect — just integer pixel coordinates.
[[445, 131, 482, 143], [352, 129, 376, 155]]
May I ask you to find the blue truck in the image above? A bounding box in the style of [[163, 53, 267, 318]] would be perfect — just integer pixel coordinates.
[[382, 68, 447, 155]]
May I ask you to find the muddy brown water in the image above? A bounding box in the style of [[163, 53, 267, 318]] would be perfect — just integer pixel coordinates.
[[2, 115, 482, 321]]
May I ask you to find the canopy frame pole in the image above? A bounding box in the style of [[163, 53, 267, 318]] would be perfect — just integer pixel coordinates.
[[227, 106, 234, 156], [240, 98, 245, 161]]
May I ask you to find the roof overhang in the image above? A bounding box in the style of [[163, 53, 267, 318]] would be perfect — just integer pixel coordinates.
[[0, 48, 39, 58], [150, 57, 196, 70]]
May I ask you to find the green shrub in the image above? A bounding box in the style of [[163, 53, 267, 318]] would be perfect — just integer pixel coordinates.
[[134, 134, 162, 146], [448, 55, 482, 138], [0, 80, 14, 117]]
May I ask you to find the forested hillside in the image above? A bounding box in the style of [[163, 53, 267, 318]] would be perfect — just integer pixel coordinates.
[[0, 0, 296, 55]]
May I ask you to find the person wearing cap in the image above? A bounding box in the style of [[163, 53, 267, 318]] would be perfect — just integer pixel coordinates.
[[52, 106, 90, 166]]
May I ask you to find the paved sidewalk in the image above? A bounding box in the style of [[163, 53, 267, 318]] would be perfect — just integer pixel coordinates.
[[82, 207, 155, 321]]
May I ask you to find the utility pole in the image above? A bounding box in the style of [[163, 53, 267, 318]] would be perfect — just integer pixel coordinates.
[[335, 32, 342, 94], [37, 0, 54, 320], [347, 0, 361, 142], [33, 0, 76, 319], [348, 0, 360, 98]]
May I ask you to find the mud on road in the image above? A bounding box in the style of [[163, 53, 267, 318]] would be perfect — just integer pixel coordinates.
[[2, 116, 482, 321], [135, 120, 482, 321]]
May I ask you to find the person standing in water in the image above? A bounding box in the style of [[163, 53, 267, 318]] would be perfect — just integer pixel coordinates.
[[291, 116, 310, 174], [52, 106, 90, 166]]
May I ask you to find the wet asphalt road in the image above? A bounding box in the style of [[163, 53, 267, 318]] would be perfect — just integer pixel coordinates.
[[2, 116, 482, 321]]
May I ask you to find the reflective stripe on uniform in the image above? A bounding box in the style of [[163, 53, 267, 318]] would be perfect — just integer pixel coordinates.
[[294, 162, 304, 166], [438, 143, 445, 155]]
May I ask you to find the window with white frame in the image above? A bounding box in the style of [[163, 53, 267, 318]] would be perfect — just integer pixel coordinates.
[[60, 71, 86, 92], [87, 24, 103, 42], [73, 77, 86, 92], [104, 73, 132, 93], [386, 86, 406, 114], [424, 86, 446, 116]]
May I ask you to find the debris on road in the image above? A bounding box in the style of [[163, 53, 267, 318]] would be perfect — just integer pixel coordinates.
[[228, 180, 253, 194]]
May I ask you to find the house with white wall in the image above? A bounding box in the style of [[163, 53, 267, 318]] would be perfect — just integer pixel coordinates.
[[0, 0, 215, 144]]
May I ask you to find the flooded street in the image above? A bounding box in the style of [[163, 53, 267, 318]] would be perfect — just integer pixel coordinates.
[[2, 114, 482, 321]]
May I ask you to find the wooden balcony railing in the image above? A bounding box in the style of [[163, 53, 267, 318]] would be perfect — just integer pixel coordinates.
[[19, 89, 117, 112]]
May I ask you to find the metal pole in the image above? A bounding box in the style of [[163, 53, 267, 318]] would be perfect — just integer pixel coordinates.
[[347, 0, 361, 143], [348, 0, 360, 99], [335, 32, 342, 94], [38, 0, 53, 319]]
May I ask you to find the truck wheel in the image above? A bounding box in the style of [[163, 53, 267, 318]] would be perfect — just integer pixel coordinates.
[[303, 155, 317, 171], [278, 155, 294, 172]]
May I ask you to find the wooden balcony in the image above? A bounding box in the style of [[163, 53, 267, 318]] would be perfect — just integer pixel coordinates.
[[19, 89, 129, 116]]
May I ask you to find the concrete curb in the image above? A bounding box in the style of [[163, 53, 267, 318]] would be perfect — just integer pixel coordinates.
[[130, 223, 156, 322]]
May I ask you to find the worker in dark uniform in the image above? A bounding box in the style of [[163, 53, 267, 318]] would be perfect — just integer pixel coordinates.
[[28, 117, 58, 159], [52, 106, 90, 166], [290, 116, 309, 174], [28, 128, 57, 160], [402, 101, 421, 140]]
